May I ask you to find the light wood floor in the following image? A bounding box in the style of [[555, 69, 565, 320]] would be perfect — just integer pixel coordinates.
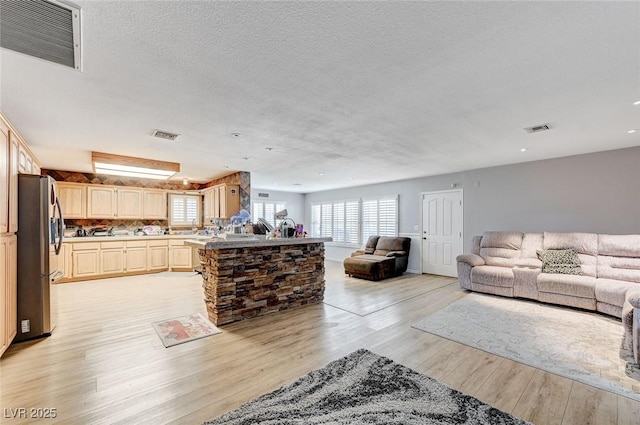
[[1, 261, 639, 424]]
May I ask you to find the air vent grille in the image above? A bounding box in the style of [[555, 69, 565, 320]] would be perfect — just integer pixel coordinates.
[[152, 130, 180, 141], [524, 123, 551, 134], [0, 0, 81, 70]]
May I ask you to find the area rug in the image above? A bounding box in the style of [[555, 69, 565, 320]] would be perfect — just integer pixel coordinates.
[[152, 313, 221, 347], [413, 293, 640, 401], [204, 348, 530, 424]]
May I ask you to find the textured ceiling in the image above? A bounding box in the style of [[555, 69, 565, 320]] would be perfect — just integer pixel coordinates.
[[1, 1, 639, 193]]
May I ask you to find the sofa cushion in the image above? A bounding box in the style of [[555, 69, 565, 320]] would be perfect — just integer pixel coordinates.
[[376, 236, 410, 252], [471, 265, 514, 288], [597, 255, 640, 283], [479, 247, 522, 267], [598, 234, 640, 257], [537, 273, 596, 298], [543, 232, 597, 277], [480, 231, 524, 249], [520, 232, 544, 260], [544, 232, 598, 255], [363, 236, 380, 254], [537, 248, 582, 275], [595, 279, 640, 307]]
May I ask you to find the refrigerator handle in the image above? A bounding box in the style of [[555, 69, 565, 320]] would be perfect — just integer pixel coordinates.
[[54, 197, 64, 255]]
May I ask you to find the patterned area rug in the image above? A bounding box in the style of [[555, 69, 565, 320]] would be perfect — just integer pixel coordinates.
[[204, 349, 530, 424], [152, 313, 221, 347], [413, 293, 640, 401]]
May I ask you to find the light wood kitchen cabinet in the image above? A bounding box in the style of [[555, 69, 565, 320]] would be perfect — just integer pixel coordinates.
[[51, 243, 71, 280], [87, 186, 117, 218], [1, 235, 17, 358], [143, 189, 167, 219], [100, 241, 125, 274], [203, 184, 241, 221], [125, 240, 147, 272], [57, 182, 87, 219], [169, 240, 192, 270], [17, 142, 40, 175], [0, 120, 8, 234], [72, 242, 101, 278], [148, 240, 169, 270], [8, 131, 19, 233], [116, 188, 143, 219]]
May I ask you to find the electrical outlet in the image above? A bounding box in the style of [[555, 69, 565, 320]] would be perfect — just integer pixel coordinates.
[[21, 320, 30, 333]]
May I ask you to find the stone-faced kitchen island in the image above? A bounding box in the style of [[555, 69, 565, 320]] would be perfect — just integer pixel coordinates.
[[186, 237, 331, 326]]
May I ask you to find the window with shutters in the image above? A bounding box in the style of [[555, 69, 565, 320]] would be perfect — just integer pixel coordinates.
[[168, 193, 202, 227], [252, 201, 286, 228], [311, 197, 394, 245]]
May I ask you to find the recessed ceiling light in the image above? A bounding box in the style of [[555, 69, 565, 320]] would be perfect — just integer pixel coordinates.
[[292, 183, 302, 186], [520, 148, 527, 152], [223, 165, 229, 169], [242, 157, 250, 160], [265, 147, 274, 151], [231, 133, 242, 137], [633, 100, 640, 106], [628, 129, 637, 134], [318, 172, 325, 176]]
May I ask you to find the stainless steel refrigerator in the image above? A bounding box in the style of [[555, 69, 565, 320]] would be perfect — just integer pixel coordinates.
[[15, 174, 64, 342]]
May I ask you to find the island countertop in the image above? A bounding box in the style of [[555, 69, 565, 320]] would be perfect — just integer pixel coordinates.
[[184, 237, 332, 250]]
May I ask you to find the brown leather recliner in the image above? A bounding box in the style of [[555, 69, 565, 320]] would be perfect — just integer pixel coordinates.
[[344, 236, 411, 280]]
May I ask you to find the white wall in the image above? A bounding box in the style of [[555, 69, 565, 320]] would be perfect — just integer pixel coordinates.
[[304, 146, 640, 268], [250, 188, 305, 226]]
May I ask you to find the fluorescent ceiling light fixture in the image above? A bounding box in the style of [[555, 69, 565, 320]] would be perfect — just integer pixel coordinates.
[[92, 152, 180, 180], [628, 129, 637, 134], [633, 100, 640, 106]]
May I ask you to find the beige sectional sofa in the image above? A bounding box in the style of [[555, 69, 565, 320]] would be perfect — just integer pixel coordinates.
[[456, 231, 640, 363]]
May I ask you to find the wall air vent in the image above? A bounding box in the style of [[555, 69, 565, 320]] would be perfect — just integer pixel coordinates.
[[152, 129, 180, 141], [524, 123, 551, 134], [0, 0, 81, 70]]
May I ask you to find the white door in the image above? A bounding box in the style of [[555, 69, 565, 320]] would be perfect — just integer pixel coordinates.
[[422, 190, 463, 277]]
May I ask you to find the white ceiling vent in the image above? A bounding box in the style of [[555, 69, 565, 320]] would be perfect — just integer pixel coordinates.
[[152, 129, 180, 141], [0, 0, 81, 70], [524, 123, 551, 134]]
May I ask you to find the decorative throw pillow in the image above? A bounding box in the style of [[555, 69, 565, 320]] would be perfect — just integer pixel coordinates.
[[537, 248, 583, 275]]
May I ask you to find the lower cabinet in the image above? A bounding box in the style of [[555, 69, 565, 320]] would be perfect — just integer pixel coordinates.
[[148, 240, 169, 270], [100, 241, 125, 275], [63, 237, 196, 281], [1, 235, 17, 358], [169, 240, 192, 270], [125, 241, 148, 272], [72, 243, 101, 279]]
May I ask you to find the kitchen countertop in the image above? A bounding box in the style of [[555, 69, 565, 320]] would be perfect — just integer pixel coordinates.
[[184, 237, 332, 249], [62, 234, 208, 243]]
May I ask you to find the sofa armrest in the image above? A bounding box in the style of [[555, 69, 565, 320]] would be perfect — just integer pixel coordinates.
[[456, 253, 485, 267], [628, 289, 640, 309], [385, 251, 407, 258], [351, 250, 366, 257]]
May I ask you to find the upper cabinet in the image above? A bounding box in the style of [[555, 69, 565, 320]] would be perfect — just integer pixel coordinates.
[[142, 189, 167, 219], [116, 188, 143, 219], [0, 119, 9, 234], [57, 182, 87, 219], [203, 184, 241, 222], [58, 182, 169, 220], [8, 132, 19, 233], [87, 186, 117, 218], [17, 142, 40, 175]]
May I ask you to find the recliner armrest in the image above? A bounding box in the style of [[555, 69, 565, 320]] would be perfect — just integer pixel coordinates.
[[515, 258, 543, 268], [351, 250, 366, 257], [456, 253, 485, 267], [385, 251, 407, 258], [628, 289, 640, 309]]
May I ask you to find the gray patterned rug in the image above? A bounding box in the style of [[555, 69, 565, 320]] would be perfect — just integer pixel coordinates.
[[413, 293, 640, 401], [204, 349, 530, 424]]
